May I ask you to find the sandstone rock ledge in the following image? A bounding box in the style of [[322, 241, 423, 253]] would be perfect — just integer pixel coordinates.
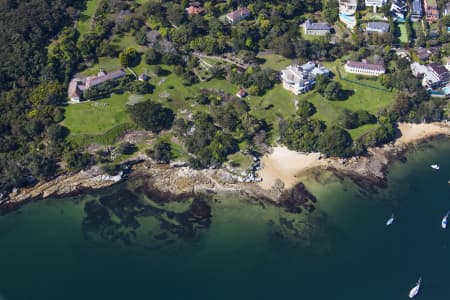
[[4, 167, 123, 206], [129, 162, 282, 202]]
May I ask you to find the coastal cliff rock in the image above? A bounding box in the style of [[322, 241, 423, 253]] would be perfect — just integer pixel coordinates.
[[3, 167, 123, 207], [3, 123, 448, 213], [130, 162, 280, 203]]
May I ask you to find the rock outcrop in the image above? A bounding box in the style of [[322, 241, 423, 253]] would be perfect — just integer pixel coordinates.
[[4, 167, 124, 206]]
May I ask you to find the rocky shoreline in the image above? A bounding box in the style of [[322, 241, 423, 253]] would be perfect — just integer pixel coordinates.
[[1, 123, 449, 213]]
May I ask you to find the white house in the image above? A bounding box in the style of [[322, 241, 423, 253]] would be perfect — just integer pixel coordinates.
[[365, 0, 386, 13], [411, 62, 450, 88], [226, 7, 250, 25], [365, 0, 386, 7], [344, 60, 386, 76], [281, 62, 331, 95], [302, 20, 331, 36]]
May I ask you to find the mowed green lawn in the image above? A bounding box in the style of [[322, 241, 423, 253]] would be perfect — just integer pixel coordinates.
[[257, 54, 292, 71], [63, 93, 131, 135], [398, 24, 408, 43], [297, 62, 394, 138], [76, 0, 101, 36], [64, 57, 394, 143], [301, 82, 393, 125]]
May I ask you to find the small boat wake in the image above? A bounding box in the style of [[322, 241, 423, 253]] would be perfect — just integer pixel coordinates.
[[442, 211, 449, 229], [409, 277, 421, 298], [386, 214, 395, 226]]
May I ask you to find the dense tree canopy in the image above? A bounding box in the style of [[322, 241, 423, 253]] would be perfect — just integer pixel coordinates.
[[0, 0, 82, 193], [127, 100, 175, 132]]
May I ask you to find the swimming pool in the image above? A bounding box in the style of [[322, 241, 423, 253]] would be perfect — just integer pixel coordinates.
[[339, 13, 356, 27], [442, 86, 450, 95]]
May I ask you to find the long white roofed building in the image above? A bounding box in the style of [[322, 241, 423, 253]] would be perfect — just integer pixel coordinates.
[[344, 60, 386, 76]]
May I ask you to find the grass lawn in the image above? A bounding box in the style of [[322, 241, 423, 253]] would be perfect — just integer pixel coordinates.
[[257, 54, 291, 71], [246, 84, 296, 125], [297, 61, 394, 136], [111, 33, 144, 52], [66, 53, 394, 148], [76, 0, 100, 36], [348, 123, 378, 139], [361, 12, 386, 21], [398, 24, 408, 43], [303, 83, 392, 125], [79, 57, 123, 76], [227, 152, 252, 170], [63, 93, 131, 135]]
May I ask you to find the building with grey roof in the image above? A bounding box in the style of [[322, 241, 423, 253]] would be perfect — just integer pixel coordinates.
[[226, 7, 250, 25], [411, 62, 450, 88], [85, 69, 126, 89], [344, 60, 386, 76], [391, 0, 408, 21], [444, 2, 450, 16], [302, 20, 331, 36], [366, 22, 390, 33], [67, 69, 127, 102], [411, 0, 423, 21]]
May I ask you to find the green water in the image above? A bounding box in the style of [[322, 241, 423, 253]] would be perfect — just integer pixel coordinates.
[[0, 139, 449, 300]]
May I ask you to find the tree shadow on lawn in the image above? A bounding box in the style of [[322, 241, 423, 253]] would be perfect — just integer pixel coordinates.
[[337, 89, 355, 101], [156, 68, 171, 77], [255, 57, 266, 65]]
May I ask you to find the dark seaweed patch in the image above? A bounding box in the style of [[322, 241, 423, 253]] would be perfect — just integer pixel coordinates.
[[278, 183, 317, 214], [81, 189, 213, 247]]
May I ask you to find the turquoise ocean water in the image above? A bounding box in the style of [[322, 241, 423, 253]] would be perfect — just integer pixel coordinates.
[[0, 138, 449, 300]]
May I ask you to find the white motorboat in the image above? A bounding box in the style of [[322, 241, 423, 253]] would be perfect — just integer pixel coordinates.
[[409, 277, 421, 298], [431, 164, 440, 170], [442, 211, 449, 229], [386, 214, 395, 226]]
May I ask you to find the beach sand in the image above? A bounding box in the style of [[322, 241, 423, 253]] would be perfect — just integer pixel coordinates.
[[258, 149, 327, 190], [396, 122, 450, 144], [259, 122, 450, 190]]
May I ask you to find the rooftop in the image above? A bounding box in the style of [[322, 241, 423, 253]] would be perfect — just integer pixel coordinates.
[[304, 20, 331, 31], [367, 22, 390, 32], [227, 7, 250, 21], [411, 0, 422, 12], [428, 63, 449, 76], [346, 61, 386, 71], [86, 69, 126, 88], [281, 63, 330, 86]]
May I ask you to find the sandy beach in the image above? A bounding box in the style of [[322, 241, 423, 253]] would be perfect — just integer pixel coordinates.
[[259, 122, 450, 190]]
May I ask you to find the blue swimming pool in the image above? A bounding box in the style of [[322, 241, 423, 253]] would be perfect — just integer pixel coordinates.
[[442, 86, 450, 95], [339, 13, 355, 23]]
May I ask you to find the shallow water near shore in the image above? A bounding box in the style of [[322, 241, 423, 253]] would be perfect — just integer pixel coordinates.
[[0, 139, 449, 300]]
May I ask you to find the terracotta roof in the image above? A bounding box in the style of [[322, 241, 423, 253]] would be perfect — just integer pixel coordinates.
[[186, 5, 204, 15], [68, 79, 80, 98], [86, 69, 126, 88], [227, 7, 250, 22]]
